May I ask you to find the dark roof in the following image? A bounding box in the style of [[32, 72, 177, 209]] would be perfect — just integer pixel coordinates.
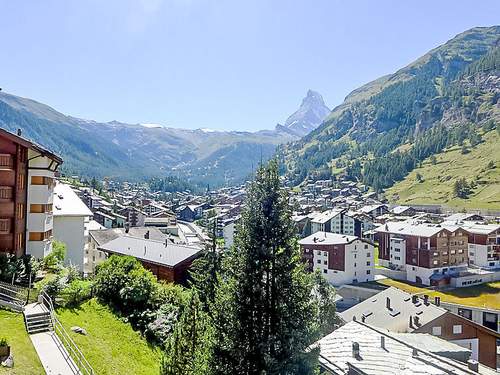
[[0, 127, 63, 163], [98, 235, 201, 267]]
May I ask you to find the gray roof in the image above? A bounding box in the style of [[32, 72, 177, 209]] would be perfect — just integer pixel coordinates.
[[299, 232, 360, 246], [316, 321, 496, 375], [339, 287, 445, 333], [90, 227, 167, 246], [98, 235, 201, 267]]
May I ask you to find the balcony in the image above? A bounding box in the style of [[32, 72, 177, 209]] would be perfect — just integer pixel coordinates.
[[27, 238, 52, 259], [28, 185, 54, 204], [27, 213, 53, 232]]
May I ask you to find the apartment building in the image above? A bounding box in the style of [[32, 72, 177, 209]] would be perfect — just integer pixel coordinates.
[[309, 208, 373, 238], [454, 222, 500, 269], [340, 287, 500, 369], [53, 182, 92, 271], [0, 128, 61, 258], [299, 232, 374, 286], [375, 221, 469, 286]]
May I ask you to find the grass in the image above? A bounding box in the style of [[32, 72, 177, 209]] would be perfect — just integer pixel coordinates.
[[387, 130, 500, 210], [56, 299, 161, 375], [0, 309, 44, 375], [366, 278, 500, 310]]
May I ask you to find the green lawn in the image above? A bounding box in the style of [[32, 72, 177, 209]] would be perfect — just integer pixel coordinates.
[[0, 309, 44, 375], [370, 278, 500, 310], [56, 299, 161, 375], [387, 130, 500, 210]]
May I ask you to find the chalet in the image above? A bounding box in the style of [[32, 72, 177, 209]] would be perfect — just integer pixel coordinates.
[[98, 235, 201, 283], [339, 287, 500, 369], [0, 128, 62, 258], [299, 232, 375, 285], [316, 320, 496, 374]]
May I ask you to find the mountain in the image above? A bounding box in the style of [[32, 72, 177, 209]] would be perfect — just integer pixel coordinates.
[[282, 26, 500, 201], [276, 90, 331, 136], [0, 89, 323, 186]]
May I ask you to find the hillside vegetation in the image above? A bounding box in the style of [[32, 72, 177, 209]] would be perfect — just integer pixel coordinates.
[[281, 26, 500, 204], [386, 130, 500, 210]]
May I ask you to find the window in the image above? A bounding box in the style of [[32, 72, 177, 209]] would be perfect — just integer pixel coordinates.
[[31, 176, 53, 186], [323, 269, 327, 274], [354, 263, 357, 267], [364, 244, 368, 249], [15, 233, 24, 250], [0, 186, 13, 200], [366, 261, 371, 266], [323, 260, 327, 265], [323, 251, 328, 256], [432, 326, 442, 336], [317, 259, 321, 264], [29, 230, 52, 241], [366, 252, 371, 257], [453, 325, 462, 334], [16, 203, 24, 220], [0, 218, 11, 234], [354, 254, 357, 259], [395, 256, 401, 260], [433, 260, 438, 265], [0, 154, 13, 168], [483, 312, 498, 331], [17, 174, 25, 190], [366, 270, 371, 275]]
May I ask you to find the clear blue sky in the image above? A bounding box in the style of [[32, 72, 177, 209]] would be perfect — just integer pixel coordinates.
[[1, 1, 498, 131]]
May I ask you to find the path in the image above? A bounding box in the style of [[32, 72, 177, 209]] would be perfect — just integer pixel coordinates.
[[30, 331, 81, 375]]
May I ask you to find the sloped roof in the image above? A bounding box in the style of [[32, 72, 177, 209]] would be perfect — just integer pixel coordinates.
[[98, 235, 201, 267], [339, 287, 445, 333], [316, 321, 496, 374], [53, 183, 92, 217]]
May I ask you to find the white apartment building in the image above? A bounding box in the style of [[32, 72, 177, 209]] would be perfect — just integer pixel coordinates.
[[53, 182, 93, 271], [26, 147, 62, 259], [299, 232, 375, 286]]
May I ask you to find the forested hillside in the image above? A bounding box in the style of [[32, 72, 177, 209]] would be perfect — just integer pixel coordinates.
[[281, 26, 500, 202]]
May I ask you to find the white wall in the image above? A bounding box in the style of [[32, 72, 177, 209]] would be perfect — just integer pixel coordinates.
[[313, 240, 374, 286], [53, 215, 86, 271], [389, 237, 406, 269]]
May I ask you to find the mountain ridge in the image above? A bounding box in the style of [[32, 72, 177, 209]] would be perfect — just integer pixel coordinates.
[[282, 26, 500, 198], [0, 88, 327, 186]]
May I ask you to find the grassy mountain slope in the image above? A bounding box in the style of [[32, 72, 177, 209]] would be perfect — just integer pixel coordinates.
[[386, 130, 500, 210], [282, 26, 500, 207]]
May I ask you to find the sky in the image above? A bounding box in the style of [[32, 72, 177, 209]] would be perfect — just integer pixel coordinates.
[[1, 1, 499, 131]]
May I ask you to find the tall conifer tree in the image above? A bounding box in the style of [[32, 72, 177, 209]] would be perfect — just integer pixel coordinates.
[[213, 160, 319, 374]]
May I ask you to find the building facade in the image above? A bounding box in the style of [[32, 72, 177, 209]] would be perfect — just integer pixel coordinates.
[[375, 222, 469, 286], [299, 232, 375, 286], [0, 129, 61, 259]]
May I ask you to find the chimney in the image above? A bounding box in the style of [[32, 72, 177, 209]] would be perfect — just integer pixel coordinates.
[[412, 348, 418, 357], [409, 315, 413, 329], [412, 295, 418, 304], [144, 230, 150, 239], [165, 239, 168, 247], [144, 246, 146, 255], [413, 316, 420, 327], [361, 315, 366, 323], [423, 294, 429, 305], [467, 359, 479, 372], [352, 342, 360, 358], [434, 296, 441, 306], [380, 336, 386, 350], [17, 128, 22, 136], [386, 297, 391, 310], [125, 224, 130, 233]]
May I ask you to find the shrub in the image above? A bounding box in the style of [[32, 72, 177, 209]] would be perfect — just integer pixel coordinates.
[[61, 280, 93, 307], [0, 337, 8, 347], [43, 240, 67, 271], [94, 255, 157, 313]]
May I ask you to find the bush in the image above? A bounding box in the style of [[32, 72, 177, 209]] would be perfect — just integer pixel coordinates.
[[0, 337, 8, 347], [43, 240, 67, 271], [61, 280, 93, 307], [94, 255, 157, 313]]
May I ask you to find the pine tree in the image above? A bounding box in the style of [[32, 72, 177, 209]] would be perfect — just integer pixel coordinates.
[[212, 160, 319, 374], [190, 220, 221, 313], [160, 291, 213, 375]]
